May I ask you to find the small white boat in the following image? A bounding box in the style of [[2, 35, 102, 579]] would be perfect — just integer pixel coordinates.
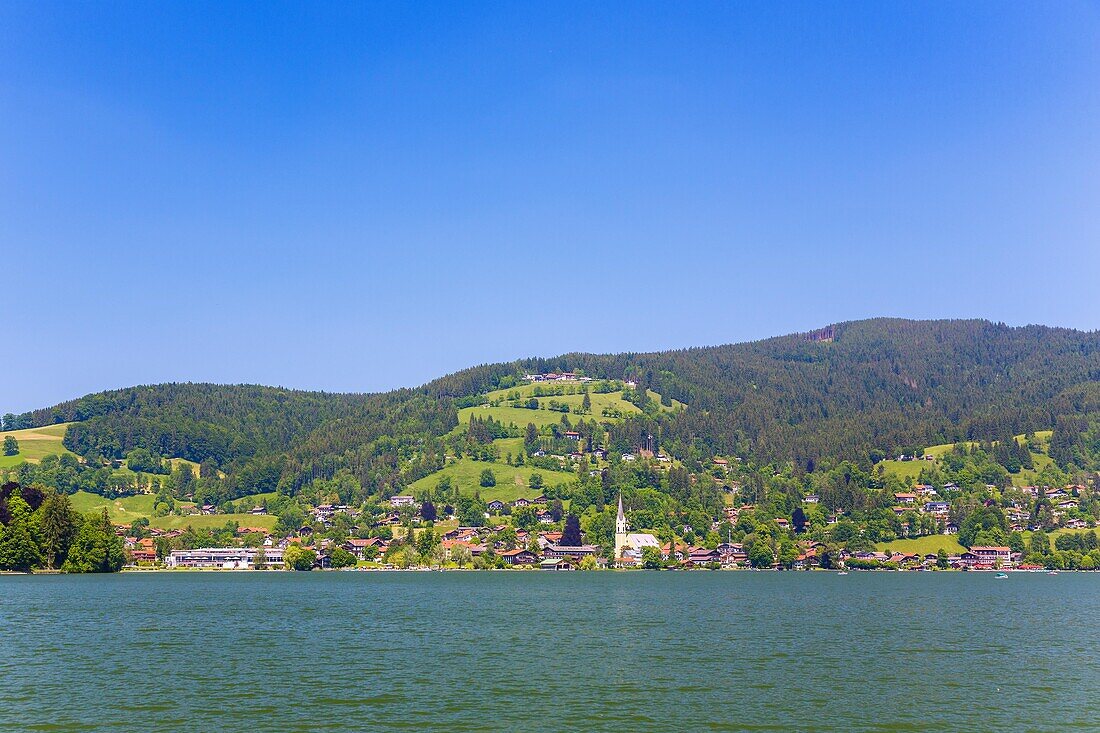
[[837, 571, 848, 576], [995, 572, 1008, 579]]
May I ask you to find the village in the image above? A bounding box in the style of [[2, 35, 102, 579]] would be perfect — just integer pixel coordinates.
[[128, 480, 1096, 572]]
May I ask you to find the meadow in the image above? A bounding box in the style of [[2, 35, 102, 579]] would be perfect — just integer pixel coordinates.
[[0, 423, 75, 468], [406, 457, 574, 502]]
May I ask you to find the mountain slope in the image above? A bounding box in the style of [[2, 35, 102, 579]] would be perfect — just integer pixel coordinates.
[[5, 318, 1100, 498]]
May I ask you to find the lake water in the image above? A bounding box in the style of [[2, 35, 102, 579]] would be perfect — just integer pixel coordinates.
[[1, 571, 1098, 732]]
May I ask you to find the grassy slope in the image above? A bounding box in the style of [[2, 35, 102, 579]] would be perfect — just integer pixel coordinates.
[[457, 387, 679, 432], [879, 431, 1055, 487], [0, 423, 76, 468], [68, 490, 277, 530], [407, 458, 573, 502]]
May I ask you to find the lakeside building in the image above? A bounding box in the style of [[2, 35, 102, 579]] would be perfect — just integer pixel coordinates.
[[166, 547, 285, 569]]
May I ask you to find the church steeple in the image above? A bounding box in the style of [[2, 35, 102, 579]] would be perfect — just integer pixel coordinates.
[[614, 491, 628, 563]]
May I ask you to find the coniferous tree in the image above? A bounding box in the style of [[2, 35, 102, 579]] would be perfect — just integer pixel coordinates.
[[561, 514, 582, 546]]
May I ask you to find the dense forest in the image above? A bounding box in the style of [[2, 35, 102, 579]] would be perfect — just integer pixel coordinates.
[[4, 318, 1100, 506]]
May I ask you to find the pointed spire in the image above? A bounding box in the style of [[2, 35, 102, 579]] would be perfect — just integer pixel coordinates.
[[617, 492, 625, 523]]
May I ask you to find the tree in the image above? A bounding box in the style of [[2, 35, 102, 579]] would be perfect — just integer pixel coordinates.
[[524, 423, 540, 454], [330, 547, 357, 568], [561, 514, 583, 546], [420, 501, 437, 522], [641, 546, 663, 569], [529, 472, 544, 490], [936, 548, 949, 569], [0, 495, 42, 571], [479, 469, 496, 487], [37, 491, 79, 569], [62, 510, 124, 573], [791, 507, 808, 533], [3, 435, 18, 456], [283, 544, 316, 571], [254, 546, 267, 569]]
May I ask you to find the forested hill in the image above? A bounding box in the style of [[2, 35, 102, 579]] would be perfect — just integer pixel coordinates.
[[7, 318, 1100, 497]]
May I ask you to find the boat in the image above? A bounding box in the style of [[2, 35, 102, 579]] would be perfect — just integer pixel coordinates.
[[1048, 570, 1059, 576], [994, 572, 1008, 579], [837, 571, 848, 576]]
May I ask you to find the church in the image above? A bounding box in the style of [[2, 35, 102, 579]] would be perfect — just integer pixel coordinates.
[[613, 493, 661, 566]]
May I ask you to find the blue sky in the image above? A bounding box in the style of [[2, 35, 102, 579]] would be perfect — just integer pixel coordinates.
[[3, 2, 1099, 412]]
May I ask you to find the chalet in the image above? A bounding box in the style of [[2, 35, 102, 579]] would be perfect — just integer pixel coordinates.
[[344, 538, 384, 561], [968, 546, 1014, 566], [942, 483, 959, 491], [944, 522, 959, 535], [656, 453, 671, 463], [713, 458, 729, 467], [532, 495, 548, 504], [537, 531, 563, 549], [923, 501, 950, 514], [775, 518, 790, 529], [544, 544, 599, 559], [511, 498, 531, 508], [536, 511, 555, 524], [487, 500, 506, 513], [499, 549, 539, 566], [894, 493, 917, 505], [621, 453, 637, 462], [803, 494, 820, 504], [1064, 518, 1089, 529], [661, 542, 685, 562], [717, 543, 747, 565], [250, 506, 267, 515], [130, 538, 157, 564], [592, 449, 608, 460], [200, 504, 216, 515], [1045, 487, 1067, 499], [564, 431, 581, 441], [686, 547, 720, 566], [540, 558, 572, 570], [1056, 500, 1079, 511], [390, 495, 415, 508]]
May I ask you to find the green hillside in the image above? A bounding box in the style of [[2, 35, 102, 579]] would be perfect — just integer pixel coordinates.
[[406, 458, 574, 502], [0, 423, 75, 468], [879, 431, 1056, 487], [68, 490, 277, 531]]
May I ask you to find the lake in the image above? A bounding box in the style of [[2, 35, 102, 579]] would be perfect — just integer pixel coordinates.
[[1, 571, 1097, 732]]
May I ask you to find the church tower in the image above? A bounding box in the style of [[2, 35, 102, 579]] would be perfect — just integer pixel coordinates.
[[614, 492, 628, 562]]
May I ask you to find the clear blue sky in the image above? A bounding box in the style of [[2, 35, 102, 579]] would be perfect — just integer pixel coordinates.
[[3, 2, 1099, 413]]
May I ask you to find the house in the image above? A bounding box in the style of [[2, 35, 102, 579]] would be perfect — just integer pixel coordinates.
[[803, 494, 820, 504], [923, 501, 949, 514], [713, 458, 729, 467], [344, 538, 384, 561], [487, 500, 506, 513], [250, 506, 267, 515], [564, 431, 581, 441], [968, 546, 1014, 566], [390, 495, 415, 508], [944, 522, 959, 535], [717, 543, 747, 565], [1064, 518, 1089, 529], [540, 558, 572, 570], [686, 547, 720, 565], [130, 538, 157, 564], [536, 511, 555, 524], [775, 518, 790, 529], [1056, 500, 1079, 511], [592, 449, 608, 460], [621, 453, 636, 462], [894, 493, 917, 505], [499, 549, 539, 566], [511, 498, 531, 508], [543, 544, 599, 559]]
